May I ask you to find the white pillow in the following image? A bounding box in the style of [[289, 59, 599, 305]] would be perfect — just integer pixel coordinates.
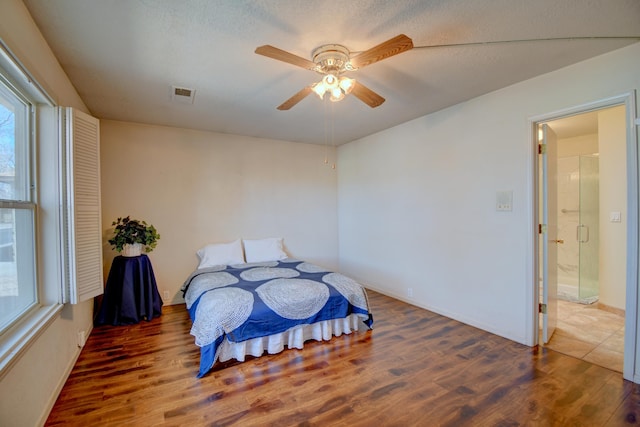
[[196, 239, 245, 269], [243, 237, 287, 263]]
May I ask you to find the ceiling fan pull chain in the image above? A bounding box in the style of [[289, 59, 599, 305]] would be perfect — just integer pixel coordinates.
[[324, 97, 329, 165], [331, 102, 336, 170]]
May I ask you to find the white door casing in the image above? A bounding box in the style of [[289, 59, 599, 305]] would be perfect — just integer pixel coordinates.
[[540, 123, 559, 344]]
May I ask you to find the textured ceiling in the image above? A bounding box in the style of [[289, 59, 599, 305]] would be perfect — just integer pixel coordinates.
[[22, 0, 640, 145]]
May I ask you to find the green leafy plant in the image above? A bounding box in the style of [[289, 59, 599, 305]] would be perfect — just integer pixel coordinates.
[[108, 216, 160, 253]]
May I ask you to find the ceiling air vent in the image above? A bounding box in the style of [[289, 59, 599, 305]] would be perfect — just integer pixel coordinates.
[[170, 85, 196, 104]]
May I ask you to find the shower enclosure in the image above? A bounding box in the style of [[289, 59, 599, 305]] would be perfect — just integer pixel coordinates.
[[557, 155, 599, 304]]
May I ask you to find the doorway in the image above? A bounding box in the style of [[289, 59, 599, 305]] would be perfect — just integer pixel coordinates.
[[541, 106, 626, 372], [533, 96, 636, 381]]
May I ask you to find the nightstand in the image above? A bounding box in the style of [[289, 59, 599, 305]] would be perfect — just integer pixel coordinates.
[[95, 254, 163, 325]]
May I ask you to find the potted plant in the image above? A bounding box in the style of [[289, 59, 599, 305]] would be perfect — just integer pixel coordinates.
[[108, 216, 160, 256]]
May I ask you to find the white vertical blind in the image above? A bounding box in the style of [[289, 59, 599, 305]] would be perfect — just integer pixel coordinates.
[[63, 107, 103, 304]]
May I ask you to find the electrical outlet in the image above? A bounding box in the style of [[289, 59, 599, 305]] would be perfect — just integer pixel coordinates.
[[77, 330, 86, 347], [407, 287, 413, 297], [163, 290, 170, 301]]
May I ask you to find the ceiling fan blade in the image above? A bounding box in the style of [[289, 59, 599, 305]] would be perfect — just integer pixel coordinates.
[[349, 34, 413, 69], [350, 82, 385, 108], [415, 36, 640, 50], [255, 45, 317, 70], [277, 86, 313, 110]]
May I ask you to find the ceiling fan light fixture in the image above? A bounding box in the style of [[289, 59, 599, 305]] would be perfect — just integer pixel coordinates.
[[338, 76, 355, 94], [322, 74, 339, 89], [311, 82, 326, 99], [330, 87, 344, 102], [313, 74, 354, 102]]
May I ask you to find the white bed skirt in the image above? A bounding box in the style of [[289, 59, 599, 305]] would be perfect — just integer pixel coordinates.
[[216, 313, 369, 364]]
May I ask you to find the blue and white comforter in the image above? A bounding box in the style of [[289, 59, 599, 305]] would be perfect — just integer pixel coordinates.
[[182, 259, 373, 377]]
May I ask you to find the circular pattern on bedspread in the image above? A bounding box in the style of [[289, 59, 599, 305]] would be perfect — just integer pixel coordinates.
[[192, 287, 253, 347], [296, 262, 328, 274], [240, 267, 300, 282], [323, 273, 367, 310], [185, 272, 239, 309], [256, 279, 329, 320]]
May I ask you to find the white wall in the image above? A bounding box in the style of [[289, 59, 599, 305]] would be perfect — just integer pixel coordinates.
[[599, 106, 627, 309], [100, 121, 338, 303], [557, 134, 599, 158], [0, 1, 94, 426], [338, 42, 640, 346]]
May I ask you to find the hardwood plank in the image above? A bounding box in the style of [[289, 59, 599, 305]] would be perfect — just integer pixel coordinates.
[[46, 290, 640, 426]]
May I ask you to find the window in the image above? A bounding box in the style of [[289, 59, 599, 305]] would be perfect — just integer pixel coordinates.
[[0, 73, 37, 335], [0, 43, 67, 376]]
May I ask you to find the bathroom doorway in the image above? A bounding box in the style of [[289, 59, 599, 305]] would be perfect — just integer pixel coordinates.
[[539, 104, 627, 372]]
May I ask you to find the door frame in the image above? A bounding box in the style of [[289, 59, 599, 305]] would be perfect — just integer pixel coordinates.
[[528, 91, 638, 382], [539, 123, 559, 345]]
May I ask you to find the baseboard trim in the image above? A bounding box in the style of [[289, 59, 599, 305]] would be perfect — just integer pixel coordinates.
[[596, 302, 625, 317]]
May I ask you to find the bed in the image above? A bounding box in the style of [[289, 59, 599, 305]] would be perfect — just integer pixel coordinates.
[[181, 248, 373, 378]]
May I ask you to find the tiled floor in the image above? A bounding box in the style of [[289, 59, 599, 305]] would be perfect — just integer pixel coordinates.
[[543, 299, 625, 372]]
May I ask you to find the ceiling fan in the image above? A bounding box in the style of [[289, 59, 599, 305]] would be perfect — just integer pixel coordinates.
[[255, 34, 413, 110], [256, 34, 640, 111]]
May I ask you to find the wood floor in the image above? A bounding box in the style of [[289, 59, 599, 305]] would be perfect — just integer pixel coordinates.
[[46, 290, 640, 426]]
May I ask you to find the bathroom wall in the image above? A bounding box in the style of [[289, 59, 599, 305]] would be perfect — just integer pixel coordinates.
[[599, 106, 627, 310]]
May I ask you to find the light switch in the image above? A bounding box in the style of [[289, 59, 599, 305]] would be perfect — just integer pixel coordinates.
[[610, 211, 621, 222], [496, 190, 513, 212]]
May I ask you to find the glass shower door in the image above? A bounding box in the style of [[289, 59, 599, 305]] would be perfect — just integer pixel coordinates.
[[578, 155, 599, 301]]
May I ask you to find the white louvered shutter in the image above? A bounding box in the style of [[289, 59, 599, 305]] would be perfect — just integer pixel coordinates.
[[63, 107, 103, 304]]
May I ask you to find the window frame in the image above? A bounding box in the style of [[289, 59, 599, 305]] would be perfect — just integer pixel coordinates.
[[0, 41, 63, 379], [0, 72, 39, 335]]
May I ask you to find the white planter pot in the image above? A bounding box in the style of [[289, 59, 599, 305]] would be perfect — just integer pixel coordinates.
[[122, 243, 143, 257]]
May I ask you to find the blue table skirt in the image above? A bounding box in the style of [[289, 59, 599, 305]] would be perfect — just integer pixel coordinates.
[[96, 254, 163, 326]]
